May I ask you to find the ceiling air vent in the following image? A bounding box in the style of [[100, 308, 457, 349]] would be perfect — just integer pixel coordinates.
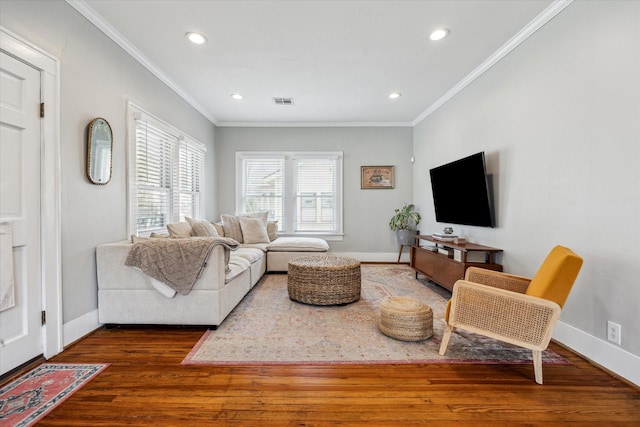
[[273, 97, 294, 106]]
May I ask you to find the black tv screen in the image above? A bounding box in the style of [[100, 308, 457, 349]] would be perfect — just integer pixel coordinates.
[[429, 152, 495, 227]]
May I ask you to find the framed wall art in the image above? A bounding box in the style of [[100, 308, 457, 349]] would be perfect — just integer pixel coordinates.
[[361, 165, 395, 189]]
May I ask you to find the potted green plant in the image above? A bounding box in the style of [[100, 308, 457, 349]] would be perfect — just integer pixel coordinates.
[[389, 203, 421, 245]]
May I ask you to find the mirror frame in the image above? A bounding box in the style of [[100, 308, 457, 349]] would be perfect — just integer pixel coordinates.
[[86, 117, 113, 185]]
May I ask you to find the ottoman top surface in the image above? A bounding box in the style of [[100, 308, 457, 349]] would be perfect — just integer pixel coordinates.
[[381, 296, 431, 312], [289, 255, 360, 270]]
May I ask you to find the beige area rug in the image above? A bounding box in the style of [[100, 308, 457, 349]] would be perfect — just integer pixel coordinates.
[[183, 264, 568, 365]]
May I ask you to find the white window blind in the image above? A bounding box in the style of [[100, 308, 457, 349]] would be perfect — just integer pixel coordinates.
[[294, 157, 337, 232], [177, 139, 204, 221], [129, 103, 206, 235], [240, 157, 285, 224], [237, 152, 342, 237]]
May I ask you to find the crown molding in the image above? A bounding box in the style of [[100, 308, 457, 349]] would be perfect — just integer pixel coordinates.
[[216, 121, 414, 128], [65, 0, 218, 125], [412, 0, 574, 127], [66, 0, 573, 129]]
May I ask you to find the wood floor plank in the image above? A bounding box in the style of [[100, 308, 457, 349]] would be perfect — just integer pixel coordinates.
[[5, 325, 637, 426]]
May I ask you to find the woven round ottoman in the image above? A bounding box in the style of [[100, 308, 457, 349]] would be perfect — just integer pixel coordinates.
[[288, 256, 361, 305], [378, 296, 433, 341]]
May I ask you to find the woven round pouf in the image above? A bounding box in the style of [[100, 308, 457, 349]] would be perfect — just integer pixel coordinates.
[[288, 256, 361, 305], [378, 296, 433, 341]]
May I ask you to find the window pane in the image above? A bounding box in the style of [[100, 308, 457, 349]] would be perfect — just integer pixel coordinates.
[[135, 120, 175, 233], [242, 158, 284, 224], [132, 113, 206, 235], [236, 151, 342, 236], [136, 188, 171, 234], [176, 139, 205, 222], [295, 158, 336, 232]]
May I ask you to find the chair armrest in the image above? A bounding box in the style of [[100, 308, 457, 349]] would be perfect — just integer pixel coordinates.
[[465, 267, 531, 294], [448, 280, 561, 350]]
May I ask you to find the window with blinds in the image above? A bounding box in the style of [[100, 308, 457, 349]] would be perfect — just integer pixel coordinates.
[[240, 157, 285, 225], [129, 103, 206, 235], [134, 120, 174, 234], [236, 152, 343, 237]]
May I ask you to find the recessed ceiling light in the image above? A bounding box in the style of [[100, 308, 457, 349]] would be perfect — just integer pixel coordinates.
[[389, 92, 402, 99], [186, 32, 207, 44], [231, 94, 243, 100], [429, 28, 450, 41]]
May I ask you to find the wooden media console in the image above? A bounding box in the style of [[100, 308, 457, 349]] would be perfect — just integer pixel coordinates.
[[410, 235, 503, 291]]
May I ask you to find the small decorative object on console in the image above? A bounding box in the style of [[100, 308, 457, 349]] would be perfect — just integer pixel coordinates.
[[432, 231, 457, 242]]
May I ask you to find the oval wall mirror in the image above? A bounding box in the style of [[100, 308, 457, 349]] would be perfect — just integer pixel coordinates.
[[86, 117, 113, 185]]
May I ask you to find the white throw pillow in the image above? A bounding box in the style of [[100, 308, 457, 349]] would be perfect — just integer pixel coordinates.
[[166, 221, 192, 238], [267, 220, 278, 241], [240, 217, 270, 244], [221, 211, 269, 243], [186, 217, 219, 237], [221, 214, 244, 242], [192, 221, 218, 237], [211, 222, 225, 237], [236, 211, 269, 226]]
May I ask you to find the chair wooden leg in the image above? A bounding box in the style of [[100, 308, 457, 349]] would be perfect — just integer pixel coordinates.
[[532, 349, 543, 384], [439, 324, 454, 355]]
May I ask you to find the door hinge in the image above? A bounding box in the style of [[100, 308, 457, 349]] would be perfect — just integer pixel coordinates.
[[41, 310, 46, 325], [40, 103, 45, 118]]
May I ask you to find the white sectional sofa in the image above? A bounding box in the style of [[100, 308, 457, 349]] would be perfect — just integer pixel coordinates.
[[97, 242, 264, 326], [96, 231, 329, 326]]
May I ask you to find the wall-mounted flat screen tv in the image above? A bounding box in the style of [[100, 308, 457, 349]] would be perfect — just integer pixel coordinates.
[[429, 152, 495, 227]]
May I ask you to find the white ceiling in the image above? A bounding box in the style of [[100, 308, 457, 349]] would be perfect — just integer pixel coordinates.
[[74, 0, 562, 126]]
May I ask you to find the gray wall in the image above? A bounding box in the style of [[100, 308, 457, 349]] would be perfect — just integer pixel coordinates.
[[1, 1, 216, 323], [215, 127, 413, 255], [413, 1, 640, 356]]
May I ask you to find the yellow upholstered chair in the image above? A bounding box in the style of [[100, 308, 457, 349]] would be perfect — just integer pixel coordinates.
[[438, 245, 583, 384]]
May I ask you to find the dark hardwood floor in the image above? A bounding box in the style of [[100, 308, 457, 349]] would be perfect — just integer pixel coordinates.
[[5, 324, 638, 426]]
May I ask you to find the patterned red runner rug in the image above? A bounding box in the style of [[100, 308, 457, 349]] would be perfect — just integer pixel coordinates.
[[0, 363, 108, 426]]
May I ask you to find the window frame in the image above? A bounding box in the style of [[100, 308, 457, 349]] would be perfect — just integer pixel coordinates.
[[236, 151, 343, 240], [127, 101, 206, 236]]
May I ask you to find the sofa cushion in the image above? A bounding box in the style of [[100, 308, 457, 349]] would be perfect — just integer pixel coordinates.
[[221, 212, 269, 243], [234, 247, 265, 263], [267, 237, 329, 252], [240, 217, 270, 244], [267, 220, 278, 241], [193, 221, 219, 237], [226, 256, 251, 283], [240, 243, 269, 252], [131, 235, 151, 243], [221, 214, 243, 242], [167, 221, 192, 238], [186, 217, 219, 237], [238, 211, 269, 225], [211, 222, 225, 237]]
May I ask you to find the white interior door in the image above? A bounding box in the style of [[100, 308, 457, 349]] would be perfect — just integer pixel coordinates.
[[0, 51, 43, 375]]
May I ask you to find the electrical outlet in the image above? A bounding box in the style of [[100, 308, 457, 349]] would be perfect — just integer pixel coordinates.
[[607, 321, 621, 345]]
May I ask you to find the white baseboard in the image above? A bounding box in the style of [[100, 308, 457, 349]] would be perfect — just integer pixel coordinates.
[[553, 320, 640, 387], [63, 309, 101, 347]]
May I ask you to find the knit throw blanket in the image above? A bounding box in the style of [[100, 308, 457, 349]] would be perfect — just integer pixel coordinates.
[[125, 237, 239, 295]]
